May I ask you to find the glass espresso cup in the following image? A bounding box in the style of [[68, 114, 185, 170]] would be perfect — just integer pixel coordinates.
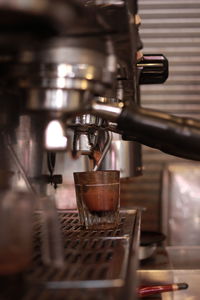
[[73, 170, 120, 229]]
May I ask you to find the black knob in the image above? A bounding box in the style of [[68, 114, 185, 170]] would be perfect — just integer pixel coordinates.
[[137, 54, 168, 84], [52, 174, 63, 185], [42, 174, 63, 185]]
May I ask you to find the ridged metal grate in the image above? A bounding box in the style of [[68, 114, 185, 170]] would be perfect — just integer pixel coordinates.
[[20, 209, 140, 300]]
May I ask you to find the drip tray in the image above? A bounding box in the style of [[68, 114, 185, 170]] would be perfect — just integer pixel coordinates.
[[16, 209, 140, 300]]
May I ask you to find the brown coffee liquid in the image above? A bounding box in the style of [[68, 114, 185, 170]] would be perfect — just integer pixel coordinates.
[[83, 188, 119, 211]]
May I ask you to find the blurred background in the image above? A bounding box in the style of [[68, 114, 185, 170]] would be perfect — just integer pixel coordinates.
[[121, 0, 200, 232]]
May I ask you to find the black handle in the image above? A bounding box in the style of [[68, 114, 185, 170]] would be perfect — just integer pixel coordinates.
[[118, 105, 200, 160], [137, 54, 168, 84]]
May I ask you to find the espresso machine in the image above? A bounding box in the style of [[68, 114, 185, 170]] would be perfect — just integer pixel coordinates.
[[1, 0, 200, 300], [0, 2, 146, 300]]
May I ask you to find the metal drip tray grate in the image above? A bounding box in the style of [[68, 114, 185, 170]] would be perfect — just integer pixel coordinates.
[[21, 209, 140, 300]]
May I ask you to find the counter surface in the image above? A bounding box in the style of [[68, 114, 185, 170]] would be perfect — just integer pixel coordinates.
[[138, 246, 200, 300]]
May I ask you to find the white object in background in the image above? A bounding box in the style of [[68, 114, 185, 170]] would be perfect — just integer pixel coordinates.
[[162, 163, 200, 246]]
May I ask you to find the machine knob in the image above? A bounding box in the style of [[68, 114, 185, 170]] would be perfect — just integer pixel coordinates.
[[43, 174, 63, 189], [137, 54, 168, 84]]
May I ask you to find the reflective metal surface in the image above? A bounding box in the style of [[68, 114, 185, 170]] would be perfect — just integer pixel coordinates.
[[139, 246, 200, 300], [2, 209, 140, 300], [91, 101, 123, 122], [162, 163, 200, 246], [101, 134, 142, 178], [10, 38, 116, 116], [0, 0, 143, 194], [0, 3, 143, 300], [72, 114, 103, 156]]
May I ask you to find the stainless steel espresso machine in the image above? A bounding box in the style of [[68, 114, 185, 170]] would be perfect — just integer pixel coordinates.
[[0, 2, 148, 300], [1, 1, 200, 300]]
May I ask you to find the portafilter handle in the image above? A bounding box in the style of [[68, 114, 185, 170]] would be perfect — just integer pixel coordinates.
[[91, 101, 200, 161], [118, 105, 200, 161]]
